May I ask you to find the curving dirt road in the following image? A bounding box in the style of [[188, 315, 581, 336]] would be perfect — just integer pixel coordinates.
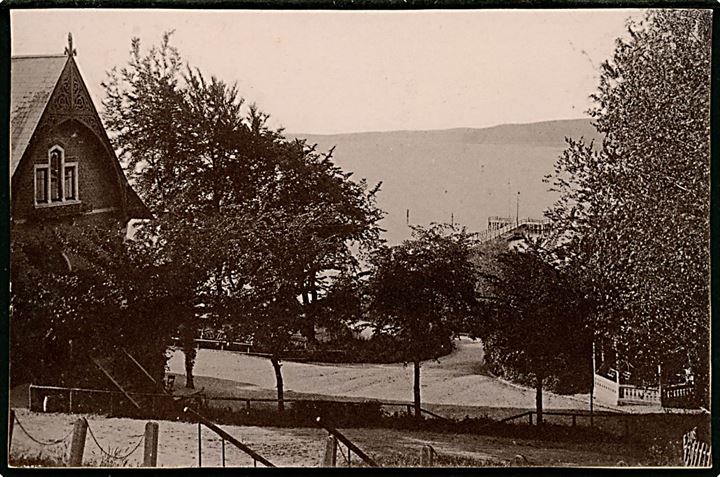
[[167, 338, 596, 410]]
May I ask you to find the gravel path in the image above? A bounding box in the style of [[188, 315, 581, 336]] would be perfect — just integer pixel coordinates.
[[167, 338, 595, 410]]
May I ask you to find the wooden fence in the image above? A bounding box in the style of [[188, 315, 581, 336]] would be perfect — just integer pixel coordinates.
[[28, 383, 449, 423], [683, 429, 711, 467], [9, 409, 159, 467], [170, 337, 253, 353], [184, 407, 275, 467], [28, 384, 178, 417], [317, 416, 379, 467], [499, 409, 633, 437]]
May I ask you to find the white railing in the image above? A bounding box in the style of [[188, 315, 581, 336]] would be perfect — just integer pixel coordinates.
[[619, 385, 661, 404], [664, 384, 694, 399]]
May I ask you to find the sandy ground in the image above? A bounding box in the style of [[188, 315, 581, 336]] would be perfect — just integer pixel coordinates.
[[10, 408, 327, 467], [9, 409, 640, 468], [168, 338, 630, 412]]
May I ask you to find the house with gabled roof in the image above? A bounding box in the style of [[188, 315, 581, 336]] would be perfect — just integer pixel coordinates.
[[11, 34, 149, 234], [9, 36, 163, 405]]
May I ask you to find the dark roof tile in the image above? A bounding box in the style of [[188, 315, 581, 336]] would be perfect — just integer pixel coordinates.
[[11, 55, 67, 177]]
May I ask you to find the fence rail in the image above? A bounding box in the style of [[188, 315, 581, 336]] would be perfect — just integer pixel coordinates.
[[28, 383, 196, 420], [497, 409, 632, 435], [29, 383, 453, 421], [184, 406, 275, 467], [170, 337, 254, 352], [316, 416, 379, 467]]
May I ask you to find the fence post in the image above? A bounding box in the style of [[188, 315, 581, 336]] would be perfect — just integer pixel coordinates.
[[28, 385, 33, 410], [143, 421, 159, 467], [69, 418, 88, 467], [322, 435, 337, 467], [197, 421, 202, 467], [421, 445, 434, 466], [9, 409, 15, 451], [69, 389, 73, 413]]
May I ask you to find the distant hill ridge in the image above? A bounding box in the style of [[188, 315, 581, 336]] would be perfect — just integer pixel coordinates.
[[292, 118, 599, 148], [289, 118, 599, 244]]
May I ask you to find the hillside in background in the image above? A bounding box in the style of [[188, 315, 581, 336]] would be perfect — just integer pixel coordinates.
[[292, 118, 600, 244]]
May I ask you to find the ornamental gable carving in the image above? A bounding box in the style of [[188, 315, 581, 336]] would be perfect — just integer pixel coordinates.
[[42, 59, 104, 140]]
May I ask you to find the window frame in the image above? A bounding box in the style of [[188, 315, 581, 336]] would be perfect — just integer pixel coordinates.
[[34, 144, 80, 208], [34, 164, 49, 204], [63, 161, 79, 201]]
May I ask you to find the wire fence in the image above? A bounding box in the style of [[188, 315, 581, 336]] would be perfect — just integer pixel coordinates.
[[85, 419, 145, 462], [12, 412, 72, 447], [10, 410, 153, 467]]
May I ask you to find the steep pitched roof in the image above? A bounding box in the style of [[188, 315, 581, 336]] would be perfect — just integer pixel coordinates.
[[10, 54, 68, 177], [10, 52, 152, 220]]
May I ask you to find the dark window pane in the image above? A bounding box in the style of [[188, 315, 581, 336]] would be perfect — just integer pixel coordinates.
[[50, 149, 62, 201], [65, 166, 76, 200], [35, 168, 48, 203]]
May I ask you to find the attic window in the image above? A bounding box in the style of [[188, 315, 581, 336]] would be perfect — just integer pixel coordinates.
[[34, 145, 79, 206]]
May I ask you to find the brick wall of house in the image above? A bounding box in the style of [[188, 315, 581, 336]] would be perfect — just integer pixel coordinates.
[[12, 118, 123, 224]]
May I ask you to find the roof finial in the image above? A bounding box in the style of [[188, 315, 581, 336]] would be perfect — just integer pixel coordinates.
[[64, 33, 76, 57]]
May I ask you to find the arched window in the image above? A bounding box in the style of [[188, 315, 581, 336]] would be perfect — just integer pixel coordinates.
[[34, 145, 78, 205], [49, 146, 62, 201]]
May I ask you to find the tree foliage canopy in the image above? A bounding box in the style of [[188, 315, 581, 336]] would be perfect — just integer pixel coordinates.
[[475, 243, 591, 395], [101, 32, 384, 403], [11, 223, 187, 387], [366, 224, 480, 415], [545, 10, 711, 396], [367, 224, 480, 362]]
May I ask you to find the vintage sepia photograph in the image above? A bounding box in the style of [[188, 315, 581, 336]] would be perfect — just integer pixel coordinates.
[[7, 7, 712, 469]]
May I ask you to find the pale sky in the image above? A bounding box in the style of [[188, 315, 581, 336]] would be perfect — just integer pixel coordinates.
[[11, 9, 641, 134]]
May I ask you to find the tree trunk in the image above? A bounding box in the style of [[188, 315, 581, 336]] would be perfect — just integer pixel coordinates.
[[182, 336, 196, 390], [535, 375, 543, 426], [413, 360, 422, 420], [271, 357, 284, 412], [309, 278, 319, 346]]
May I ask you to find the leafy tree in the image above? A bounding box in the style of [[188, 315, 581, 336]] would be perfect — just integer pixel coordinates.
[[475, 243, 590, 425], [103, 32, 384, 410], [545, 10, 711, 404], [366, 224, 479, 418], [10, 222, 191, 391], [103, 32, 281, 391]]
